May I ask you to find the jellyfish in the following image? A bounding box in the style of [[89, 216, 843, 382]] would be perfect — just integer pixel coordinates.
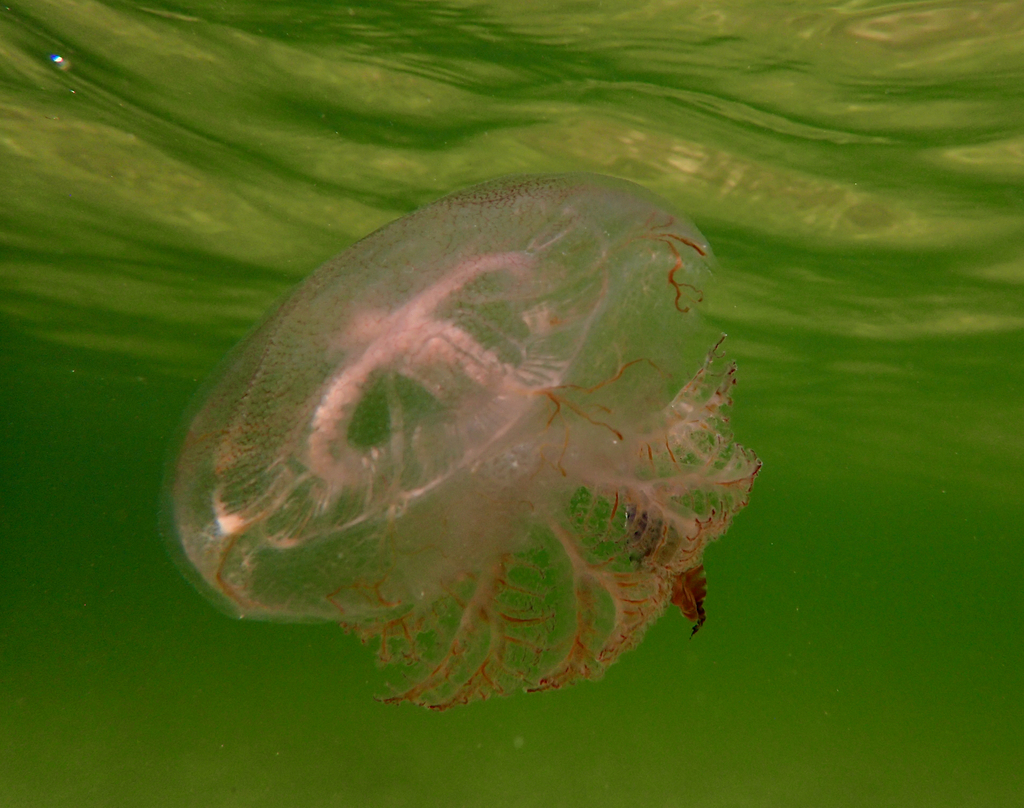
[[165, 173, 760, 709]]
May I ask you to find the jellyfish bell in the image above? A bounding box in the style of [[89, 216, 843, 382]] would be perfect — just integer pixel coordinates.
[[164, 173, 760, 709]]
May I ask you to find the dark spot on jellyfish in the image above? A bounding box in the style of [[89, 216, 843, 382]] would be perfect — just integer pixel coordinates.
[[164, 173, 760, 710], [624, 504, 663, 565]]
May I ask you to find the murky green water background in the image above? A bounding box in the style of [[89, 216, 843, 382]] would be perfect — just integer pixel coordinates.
[[2, 1, 1022, 806]]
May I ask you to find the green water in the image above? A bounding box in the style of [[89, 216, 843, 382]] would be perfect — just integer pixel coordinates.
[[2, 1, 1022, 806]]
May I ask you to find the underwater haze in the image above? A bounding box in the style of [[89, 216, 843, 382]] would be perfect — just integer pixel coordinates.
[[2, 1, 1022, 806]]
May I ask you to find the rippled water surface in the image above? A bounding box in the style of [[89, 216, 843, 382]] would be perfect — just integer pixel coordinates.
[[2, 2, 1022, 806]]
